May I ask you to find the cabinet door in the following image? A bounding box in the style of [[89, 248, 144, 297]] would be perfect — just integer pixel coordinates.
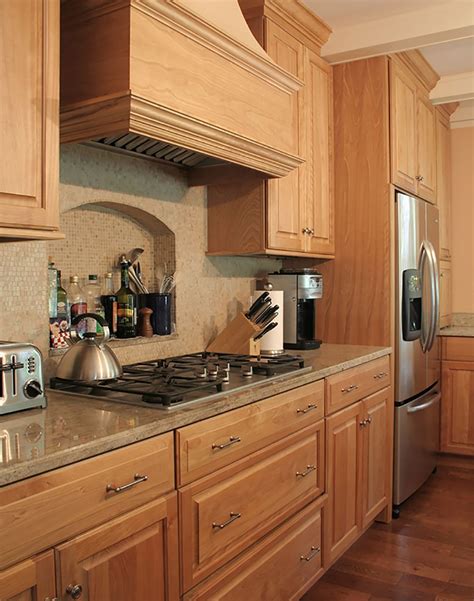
[[0, 0, 60, 238], [441, 361, 474, 456], [265, 21, 305, 253], [325, 402, 363, 564], [416, 94, 437, 203], [440, 260, 452, 328], [390, 62, 417, 194], [55, 496, 179, 601], [304, 48, 335, 256], [0, 552, 56, 601], [361, 389, 391, 527], [436, 111, 452, 258]]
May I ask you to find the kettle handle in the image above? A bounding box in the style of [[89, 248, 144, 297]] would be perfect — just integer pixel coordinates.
[[70, 313, 110, 346]]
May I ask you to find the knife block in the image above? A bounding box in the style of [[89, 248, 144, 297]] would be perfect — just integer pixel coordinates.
[[206, 312, 261, 356]]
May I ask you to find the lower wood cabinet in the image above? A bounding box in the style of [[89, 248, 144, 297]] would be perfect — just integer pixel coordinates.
[[0, 551, 56, 601], [184, 497, 326, 601], [325, 387, 391, 564], [55, 495, 179, 601], [441, 338, 474, 456]]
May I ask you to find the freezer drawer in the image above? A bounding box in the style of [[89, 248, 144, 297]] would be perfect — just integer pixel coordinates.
[[393, 388, 440, 505]]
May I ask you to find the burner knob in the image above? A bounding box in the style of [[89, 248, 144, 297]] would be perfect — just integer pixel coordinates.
[[196, 367, 207, 379], [23, 380, 43, 399], [241, 365, 253, 378], [208, 364, 219, 379]]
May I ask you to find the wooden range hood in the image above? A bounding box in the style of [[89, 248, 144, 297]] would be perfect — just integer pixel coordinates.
[[60, 0, 304, 178]]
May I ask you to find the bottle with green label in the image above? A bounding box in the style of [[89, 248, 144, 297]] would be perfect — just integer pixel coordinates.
[[116, 259, 136, 338]]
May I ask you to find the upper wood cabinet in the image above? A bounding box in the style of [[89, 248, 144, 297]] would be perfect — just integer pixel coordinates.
[[0, 552, 56, 601], [390, 56, 438, 204], [0, 0, 61, 241], [436, 105, 457, 261], [207, 0, 334, 259]]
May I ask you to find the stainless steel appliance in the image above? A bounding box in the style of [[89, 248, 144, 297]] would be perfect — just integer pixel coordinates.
[[51, 352, 309, 410], [268, 270, 323, 350], [393, 192, 441, 513], [0, 342, 47, 415]]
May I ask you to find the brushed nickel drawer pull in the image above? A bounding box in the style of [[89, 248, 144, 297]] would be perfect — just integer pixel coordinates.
[[212, 436, 241, 450], [341, 384, 359, 393], [296, 464, 316, 478], [359, 419, 367, 428], [300, 546, 321, 562], [373, 372, 388, 379], [366, 416, 372, 424], [212, 512, 241, 529], [66, 584, 83, 599], [296, 403, 317, 415], [106, 473, 148, 494]]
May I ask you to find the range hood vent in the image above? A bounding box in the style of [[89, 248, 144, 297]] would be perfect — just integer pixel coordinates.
[[60, 0, 304, 179]]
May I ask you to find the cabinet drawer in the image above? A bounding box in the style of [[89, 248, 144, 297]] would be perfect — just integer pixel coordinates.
[[177, 380, 324, 485], [325, 356, 390, 414], [0, 433, 174, 569], [180, 422, 324, 590], [184, 498, 325, 601], [443, 337, 474, 362]]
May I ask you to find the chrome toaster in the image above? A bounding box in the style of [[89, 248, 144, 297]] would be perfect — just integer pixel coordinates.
[[0, 342, 47, 415]]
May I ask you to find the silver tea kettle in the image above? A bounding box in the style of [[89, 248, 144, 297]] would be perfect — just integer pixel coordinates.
[[56, 313, 122, 382]]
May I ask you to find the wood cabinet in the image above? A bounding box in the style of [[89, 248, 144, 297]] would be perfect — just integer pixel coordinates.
[[441, 337, 474, 456], [207, 0, 334, 258], [0, 0, 61, 241], [0, 552, 56, 601], [325, 388, 391, 564], [55, 496, 179, 601], [440, 260, 452, 328], [390, 56, 438, 204]]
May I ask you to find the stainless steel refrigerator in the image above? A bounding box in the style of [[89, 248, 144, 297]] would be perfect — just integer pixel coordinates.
[[393, 192, 441, 512]]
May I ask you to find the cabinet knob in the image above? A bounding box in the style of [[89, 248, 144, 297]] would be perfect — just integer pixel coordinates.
[[302, 227, 310, 235], [66, 585, 83, 599], [415, 175, 424, 182]]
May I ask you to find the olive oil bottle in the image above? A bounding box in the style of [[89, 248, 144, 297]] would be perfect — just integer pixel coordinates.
[[116, 259, 136, 338]]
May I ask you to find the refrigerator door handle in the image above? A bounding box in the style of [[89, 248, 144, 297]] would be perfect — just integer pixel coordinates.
[[406, 392, 440, 414], [418, 240, 438, 353]]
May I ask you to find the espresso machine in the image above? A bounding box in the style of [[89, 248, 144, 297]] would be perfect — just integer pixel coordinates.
[[267, 269, 323, 350]]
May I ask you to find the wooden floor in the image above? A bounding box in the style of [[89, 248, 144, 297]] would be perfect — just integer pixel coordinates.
[[303, 455, 474, 601]]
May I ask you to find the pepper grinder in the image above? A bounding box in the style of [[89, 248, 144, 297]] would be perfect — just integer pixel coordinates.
[[138, 307, 154, 337]]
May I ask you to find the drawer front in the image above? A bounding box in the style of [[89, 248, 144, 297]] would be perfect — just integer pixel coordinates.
[[0, 433, 174, 569], [184, 500, 324, 601], [443, 337, 474, 362], [181, 423, 324, 590], [325, 356, 390, 414], [177, 380, 324, 485]]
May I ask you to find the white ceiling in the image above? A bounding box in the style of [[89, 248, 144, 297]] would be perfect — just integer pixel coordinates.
[[303, 0, 448, 29], [421, 37, 474, 76]]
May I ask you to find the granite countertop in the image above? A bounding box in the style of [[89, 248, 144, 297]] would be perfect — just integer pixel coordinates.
[[439, 326, 474, 338], [0, 344, 391, 487]]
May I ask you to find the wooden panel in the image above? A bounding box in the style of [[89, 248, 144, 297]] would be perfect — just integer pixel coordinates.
[[390, 60, 417, 195], [0, 434, 174, 569], [177, 380, 324, 485], [441, 360, 474, 456], [0, 0, 60, 235], [440, 260, 452, 328], [184, 498, 326, 601], [304, 48, 335, 256], [416, 94, 437, 203], [325, 356, 391, 415], [325, 402, 363, 565], [56, 495, 179, 601], [361, 388, 391, 527], [0, 552, 55, 601], [436, 110, 452, 259], [180, 423, 324, 590], [266, 20, 305, 252], [316, 57, 392, 347], [443, 337, 474, 362]]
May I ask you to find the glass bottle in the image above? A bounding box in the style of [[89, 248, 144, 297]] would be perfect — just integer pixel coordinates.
[[56, 270, 69, 325], [84, 274, 105, 334], [116, 260, 136, 338], [101, 272, 118, 336], [68, 275, 87, 336], [48, 257, 58, 319]]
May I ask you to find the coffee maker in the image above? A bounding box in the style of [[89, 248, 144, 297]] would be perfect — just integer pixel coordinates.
[[267, 269, 323, 350]]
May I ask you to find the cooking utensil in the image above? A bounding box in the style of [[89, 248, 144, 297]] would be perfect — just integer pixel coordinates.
[[119, 253, 149, 294], [160, 273, 175, 294], [255, 304, 279, 325], [254, 321, 278, 341], [259, 311, 278, 330], [246, 292, 270, 320], [126, 247, 144, 265], [56, 313, 122, 381]]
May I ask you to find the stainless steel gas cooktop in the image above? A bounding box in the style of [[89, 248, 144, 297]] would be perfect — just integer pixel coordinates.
[[50, 352, 310, 410]]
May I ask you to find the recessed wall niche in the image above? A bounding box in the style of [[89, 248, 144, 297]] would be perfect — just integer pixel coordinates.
[[47, 201, 176, 311]]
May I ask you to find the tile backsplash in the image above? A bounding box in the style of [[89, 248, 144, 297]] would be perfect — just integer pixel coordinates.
[[0, 144, 281, 371]]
